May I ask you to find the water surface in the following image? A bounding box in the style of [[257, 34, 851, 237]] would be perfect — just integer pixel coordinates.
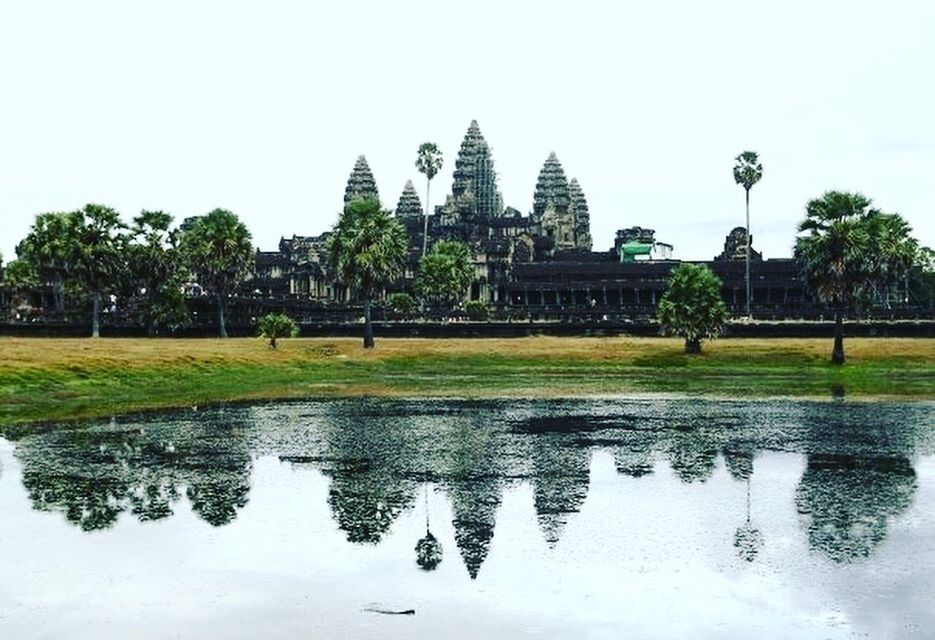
[[1, 398, 934, 639]]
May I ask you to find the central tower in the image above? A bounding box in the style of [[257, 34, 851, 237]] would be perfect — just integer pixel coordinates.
[[448, 120, 502, 220]]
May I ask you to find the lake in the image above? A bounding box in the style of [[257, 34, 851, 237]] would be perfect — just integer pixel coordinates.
[[1, 397, 934, 639]]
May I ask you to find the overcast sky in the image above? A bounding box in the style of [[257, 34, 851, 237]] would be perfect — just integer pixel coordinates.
[[1, 0, 932, 262]]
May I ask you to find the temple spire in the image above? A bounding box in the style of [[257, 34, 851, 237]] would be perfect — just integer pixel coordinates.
[[449, 120, 502, 219], [344, 155, 379, 205], [532, 152, 570, 219], [569, 178, 592, 250], [395, 180, 423, 218]]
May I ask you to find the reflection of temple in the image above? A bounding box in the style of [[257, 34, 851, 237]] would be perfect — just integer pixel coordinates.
[[238, 119, 923, 320], [12, 399, 931, 577]]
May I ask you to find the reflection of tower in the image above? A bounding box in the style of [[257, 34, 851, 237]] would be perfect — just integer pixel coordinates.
[[449, 476, 502, 579], [415, 484, 442, 570]]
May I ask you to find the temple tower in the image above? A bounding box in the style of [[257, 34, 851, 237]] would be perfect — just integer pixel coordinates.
[[448, 120, 502, 219], [394, 180, 423, 218], [532, 153, 575, 250], [344, 155, 379, 205], [532, 152, 570, 219], [568, 178, 593, 250]]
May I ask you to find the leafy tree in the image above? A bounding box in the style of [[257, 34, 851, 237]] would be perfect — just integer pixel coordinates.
[[327, 197, 408, 348], [657, 263, 729, 353], [415, 240, 474, 309], [415, 142, 444, 256], [863, 210, 919, 308], [128, 210, 187, 335], [179, 209, 253, 338], [794, 191, 918, 364], [69, 204, 129, 338], [387, 292, 416, 318], [15, 212, 78, 313], [2, 258, 36, 287], [257, 312, 298, 349], [733, 151, 763, 317]]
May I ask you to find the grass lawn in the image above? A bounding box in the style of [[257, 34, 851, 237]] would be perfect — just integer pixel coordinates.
[[0, 336, 933, 426]]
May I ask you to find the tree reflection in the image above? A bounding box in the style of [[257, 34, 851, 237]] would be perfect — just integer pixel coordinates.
[[726, 448, 762, 562], [317, 404, 419, 545], [795, 454, 917, 563], [415, 486, 443, 570], [15, 409, 253, 530], [530, 441, 590, 546]]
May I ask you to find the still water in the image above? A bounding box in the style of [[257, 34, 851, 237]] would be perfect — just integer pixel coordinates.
[[1, 398, 934, 639]]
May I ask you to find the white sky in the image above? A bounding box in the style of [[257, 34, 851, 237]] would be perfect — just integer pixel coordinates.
[[1, 0, 932, 262]]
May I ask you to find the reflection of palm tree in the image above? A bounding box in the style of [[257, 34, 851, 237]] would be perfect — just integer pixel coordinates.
[[15, 408, 254, 531], [795, 454, 917, 563], [415, 485, 442, 570], [725, 448, 762, 562], [531, 441, 590, 547], [130, 476, 180, 522], [734, 476, 763, 562], [319, 403, 418, 544]]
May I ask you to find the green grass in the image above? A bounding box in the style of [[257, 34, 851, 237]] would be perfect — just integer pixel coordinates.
[[0, 336, 932, 428]]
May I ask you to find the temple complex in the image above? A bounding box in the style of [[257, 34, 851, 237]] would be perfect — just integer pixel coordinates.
[[233, 119, 925, 320], [242, 119, 789, 316], [3, 120, 927, 325]]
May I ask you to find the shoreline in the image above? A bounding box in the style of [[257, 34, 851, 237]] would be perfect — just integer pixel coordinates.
[[1, 336, 933, 429]]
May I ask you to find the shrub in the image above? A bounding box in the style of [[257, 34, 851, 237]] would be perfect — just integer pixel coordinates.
[[657, 263, 728, 353], [257, 313, 298, 349], [387, 292, 416, 317], [464, 300, 489, 320]]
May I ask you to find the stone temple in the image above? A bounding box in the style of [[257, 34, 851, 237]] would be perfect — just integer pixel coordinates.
[[246, 120, 917, 320]]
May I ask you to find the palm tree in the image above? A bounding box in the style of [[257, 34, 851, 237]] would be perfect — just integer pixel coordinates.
[[179, 209, 253, 338], [794, 191, 917, 364], [15, 212, 77, 313], [129, 210, 186, 336], [327, 197, 408, 348], [733, 151, 763, 318], [415, 142, 444, 257], [69, 204, 128, 338]]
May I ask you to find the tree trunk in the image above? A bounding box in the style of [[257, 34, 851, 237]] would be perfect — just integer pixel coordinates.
[[831, 307, 845, 365], [363, 298, 375, 349], [147, 318, 157, 337], [422, 178, 431, 257], [270, 336, 277, 349], [91, 290, 101, 338], [218, 290, 228, 338], [685, 338, 701, 354], [745, 188, 752, 319]]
